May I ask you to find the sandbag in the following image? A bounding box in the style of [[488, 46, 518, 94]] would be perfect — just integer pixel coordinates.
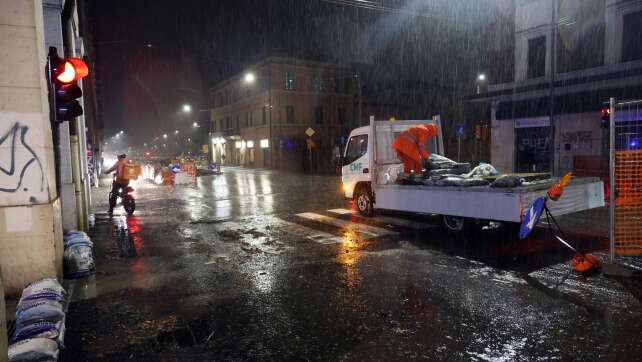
[[64, 245, 95, 278], [16, 300, 64, 329], [20, 279, 65, 303], [12, 320, 65, 347], [462, 178, 491, 187], [63, 230, 95, 278], [491, 175, 523, 188], [435, 176, 467, 187], [8, 338, 58, 362], [466, 163, 499, 178]]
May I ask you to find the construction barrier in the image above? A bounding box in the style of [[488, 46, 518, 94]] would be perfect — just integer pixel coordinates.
[[611, 99, 642, 257], [614, 150, 642, 255]]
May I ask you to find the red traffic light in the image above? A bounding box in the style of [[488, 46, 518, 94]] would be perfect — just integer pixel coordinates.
[[55, 58, 89, 83], [601, 107, 610, 117]]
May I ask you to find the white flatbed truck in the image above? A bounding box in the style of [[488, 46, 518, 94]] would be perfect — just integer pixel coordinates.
[[341, 118, 605, 233]]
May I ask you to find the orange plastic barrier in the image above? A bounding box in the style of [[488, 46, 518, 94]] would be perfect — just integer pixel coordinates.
[[614, 150, 642, 255]]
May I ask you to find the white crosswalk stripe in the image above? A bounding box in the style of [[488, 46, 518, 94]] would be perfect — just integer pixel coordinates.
[[259, 215, 344, 244], [327, 208, 436, 230], [295, 212, 398, 238]]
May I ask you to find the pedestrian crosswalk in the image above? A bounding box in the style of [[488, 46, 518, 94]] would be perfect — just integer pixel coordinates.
[[296, 212, 398, 238], [275, 209, 438, 245], [327, 208, 436, 231]]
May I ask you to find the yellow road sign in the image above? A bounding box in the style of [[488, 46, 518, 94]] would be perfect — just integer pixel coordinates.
[[305, 127, 315, 137]]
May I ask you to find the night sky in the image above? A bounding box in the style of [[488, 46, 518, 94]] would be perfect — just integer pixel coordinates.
[[89, 0, 507, 147]]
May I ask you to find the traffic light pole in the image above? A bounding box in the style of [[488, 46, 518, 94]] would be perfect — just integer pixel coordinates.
[[47, 47, 62, 194]]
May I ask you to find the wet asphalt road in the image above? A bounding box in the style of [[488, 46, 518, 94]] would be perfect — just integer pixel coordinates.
[[62, 167, 642, 361]]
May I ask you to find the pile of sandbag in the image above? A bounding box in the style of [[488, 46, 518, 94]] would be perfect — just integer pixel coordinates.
[[8, 278, 66, 361], [424, 154, 471, 176], [63, 231, 95, 278]]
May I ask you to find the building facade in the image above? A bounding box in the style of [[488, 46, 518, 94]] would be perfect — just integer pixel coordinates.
[[470, 0, 642, 176], [209, 57, 357, 173]]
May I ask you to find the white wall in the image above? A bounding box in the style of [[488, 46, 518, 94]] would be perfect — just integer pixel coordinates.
[[555, 112, 603, 173], [0, 0, 64, 296], [490, 119, 516, 173]]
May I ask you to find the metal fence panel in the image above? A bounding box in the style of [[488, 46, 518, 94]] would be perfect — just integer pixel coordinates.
[[612, 99, 642, 257]]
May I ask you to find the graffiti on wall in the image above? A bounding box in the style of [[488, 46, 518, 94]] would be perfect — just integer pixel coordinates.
[[562, 131, 593, 150], [0, 122, 45, 203]]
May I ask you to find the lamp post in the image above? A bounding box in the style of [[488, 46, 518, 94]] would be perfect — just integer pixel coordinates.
[[476, 73, 487, 95]]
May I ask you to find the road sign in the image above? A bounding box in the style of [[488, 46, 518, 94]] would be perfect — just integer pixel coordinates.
[[519, 196, 546, 239], [456, 124, 465, 138], [305, 127, 315, 137], [202, 144, 209, 154]]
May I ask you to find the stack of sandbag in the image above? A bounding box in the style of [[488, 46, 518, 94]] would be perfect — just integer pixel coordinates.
[[8, 278, 66, 361], [424, 154, 471, 176], [63, 230, 95, 278], [465, 162, 499, 178], [423, 175, 490, 187]]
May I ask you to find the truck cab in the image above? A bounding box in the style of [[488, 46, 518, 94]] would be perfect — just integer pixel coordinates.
[[341, 119, 444, 216], [341, 125, 371, 200]]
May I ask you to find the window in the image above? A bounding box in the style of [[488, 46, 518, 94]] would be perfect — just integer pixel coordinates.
[[219, 119, 224, 131], [286, 106, 295, 124], [311, 75, 326, 92], [211, 120, 217, 132], [235, 115, 240, 133], [284, 71, 295, 90], [262, 106, 267, 125], [315, 107, 324, 124], [225, 117, 230, 130], [527, 36, 546, 79], [556, 0, 605, 72], [338, 107, 346, 124], [344, 135, 368, 164], [245, 112, 250, 128], [622, 10, 642, 62]]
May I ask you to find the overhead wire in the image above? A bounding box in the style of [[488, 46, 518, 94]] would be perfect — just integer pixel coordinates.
[[318, 0, 438, 19]]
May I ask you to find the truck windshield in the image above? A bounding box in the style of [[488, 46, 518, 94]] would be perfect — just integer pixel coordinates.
[[344, 135, 368, 164]]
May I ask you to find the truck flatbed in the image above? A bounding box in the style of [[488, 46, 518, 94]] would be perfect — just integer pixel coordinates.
[[375, 177, 604, 223]]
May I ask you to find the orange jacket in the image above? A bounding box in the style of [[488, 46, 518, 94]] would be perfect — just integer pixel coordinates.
[[106, 159, 129, 184], [392, 124, 438, 164]]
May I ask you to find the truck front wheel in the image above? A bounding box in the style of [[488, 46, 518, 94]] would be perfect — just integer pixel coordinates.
[[355, 186, 374, 217], [441, 215, 473, 234]]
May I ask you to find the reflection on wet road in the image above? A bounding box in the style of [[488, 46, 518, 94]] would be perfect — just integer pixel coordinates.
[[62, 167, 642, 361]]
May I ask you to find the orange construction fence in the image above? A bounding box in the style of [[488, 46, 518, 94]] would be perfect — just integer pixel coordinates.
[[614, 149, 642, 255]]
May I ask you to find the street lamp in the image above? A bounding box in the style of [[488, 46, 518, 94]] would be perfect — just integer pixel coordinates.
[[193, 122, 199, 128], [163, 133, 168, 139], [182, 104, 192, 113], [244, 72, 255, 84], [475, 73, 487, 95], [174, 130, 179, 135], [120, 130, 124, 135]]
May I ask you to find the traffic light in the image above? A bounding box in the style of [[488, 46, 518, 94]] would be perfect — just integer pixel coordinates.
[[601, 107, 610, 128], [47, 47, 89, 122]]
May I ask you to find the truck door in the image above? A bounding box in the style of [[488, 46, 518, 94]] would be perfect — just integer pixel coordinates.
[[342, 134, 369, 198]]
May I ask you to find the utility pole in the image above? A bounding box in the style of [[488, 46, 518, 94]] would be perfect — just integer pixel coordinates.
[[268, 62, 273, 169]]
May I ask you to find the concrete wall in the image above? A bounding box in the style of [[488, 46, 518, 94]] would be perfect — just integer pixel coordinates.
[[555, 112, 603, 174], [490, 119, 516, 173], [0, 0, 63, 296]]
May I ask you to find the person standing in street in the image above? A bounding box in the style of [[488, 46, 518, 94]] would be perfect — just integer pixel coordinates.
[[104, 153, 129, 215]]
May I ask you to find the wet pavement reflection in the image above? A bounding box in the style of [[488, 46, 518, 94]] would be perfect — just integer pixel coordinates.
[[61, 168, 642, 361]]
